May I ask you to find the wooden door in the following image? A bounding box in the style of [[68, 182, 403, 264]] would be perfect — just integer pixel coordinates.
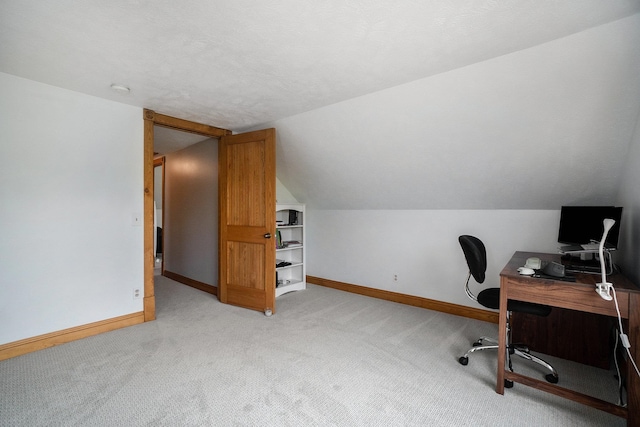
[[218, 129, 276, 314]]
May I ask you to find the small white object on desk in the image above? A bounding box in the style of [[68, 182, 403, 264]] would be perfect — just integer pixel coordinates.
[[517, 267, 535, 276]]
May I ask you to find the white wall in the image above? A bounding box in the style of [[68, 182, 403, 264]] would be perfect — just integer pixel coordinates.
[[271, 15, 640, 310], [154, 164, 163, 228], [163, 138, 218, 285], [276, 177, 298, 204], [306, 210, 559, 308], [0, 72, 143, 345], [617, 111, 640, 285]]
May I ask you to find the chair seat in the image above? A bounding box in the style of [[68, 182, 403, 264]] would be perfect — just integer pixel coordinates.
[[477, 288, 552, 317]]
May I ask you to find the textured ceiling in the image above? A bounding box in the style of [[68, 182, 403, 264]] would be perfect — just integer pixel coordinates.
[[2, 1, 640, 210], [2, 1, 640, 131]]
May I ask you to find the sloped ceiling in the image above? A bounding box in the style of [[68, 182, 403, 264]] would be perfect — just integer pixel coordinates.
[[1, 1, 640, 209], [271, 14, 640, 209], [153, 126, 211, 156]]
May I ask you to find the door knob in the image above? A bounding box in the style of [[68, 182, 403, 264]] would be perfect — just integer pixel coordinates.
[[264, 233, 271, 239]]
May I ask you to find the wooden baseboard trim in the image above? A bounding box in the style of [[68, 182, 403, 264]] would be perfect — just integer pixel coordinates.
[[306, 275, 498, 324], [163, 270, 217, 296], [0, 312, 145, 361]]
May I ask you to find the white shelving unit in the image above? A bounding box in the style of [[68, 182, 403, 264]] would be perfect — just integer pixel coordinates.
[[275, 203, 306, 297]]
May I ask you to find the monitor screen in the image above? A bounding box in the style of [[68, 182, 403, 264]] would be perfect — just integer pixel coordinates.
[[558, 206, 623, 249]]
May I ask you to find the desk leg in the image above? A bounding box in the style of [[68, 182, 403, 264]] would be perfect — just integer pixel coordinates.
[[496, 275, 508, 394], [628, 293, 640, 426]]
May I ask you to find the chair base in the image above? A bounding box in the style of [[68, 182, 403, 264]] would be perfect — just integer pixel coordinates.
[[459, 337, 559, 384]]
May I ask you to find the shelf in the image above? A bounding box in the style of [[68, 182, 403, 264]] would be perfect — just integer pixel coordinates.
[[276, 262, 303, 271], [275, 203, 305, 299], [276, 246, 303, 251], [275, 279, 305, 297]]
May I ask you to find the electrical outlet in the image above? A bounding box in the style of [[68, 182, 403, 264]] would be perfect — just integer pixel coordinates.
[[131, 213, 142, 226], [393, 274, 398, 282], [133, 288, 141, 299]]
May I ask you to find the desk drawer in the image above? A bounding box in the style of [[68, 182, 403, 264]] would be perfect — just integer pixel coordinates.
[[504, 278, 628, 319]]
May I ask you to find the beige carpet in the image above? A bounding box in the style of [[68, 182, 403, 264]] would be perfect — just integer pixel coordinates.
[[0, 276, 626, 426]]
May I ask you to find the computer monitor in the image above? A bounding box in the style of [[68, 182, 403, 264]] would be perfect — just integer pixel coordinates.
[[558, 206, 623, 249]]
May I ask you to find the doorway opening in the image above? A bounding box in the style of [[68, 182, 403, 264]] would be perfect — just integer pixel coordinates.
[[143, 109, 231, 321]]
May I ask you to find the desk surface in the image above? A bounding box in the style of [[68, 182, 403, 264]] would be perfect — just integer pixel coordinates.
[[501, 251, 639, 293]]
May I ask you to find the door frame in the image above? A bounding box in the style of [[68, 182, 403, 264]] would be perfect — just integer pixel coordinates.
[[143, 109, 231, 321]]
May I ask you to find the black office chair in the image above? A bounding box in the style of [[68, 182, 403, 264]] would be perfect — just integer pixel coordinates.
[[457, 235, 559, 386]]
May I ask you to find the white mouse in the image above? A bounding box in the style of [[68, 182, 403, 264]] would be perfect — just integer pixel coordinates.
[[518, 267, 535, 276]]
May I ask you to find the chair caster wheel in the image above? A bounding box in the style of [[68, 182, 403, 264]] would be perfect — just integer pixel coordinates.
[[545, 374, 559, 384], [472, 340, 482, 347], [458, 356, 468, 366], [505, 380, 514, 388]]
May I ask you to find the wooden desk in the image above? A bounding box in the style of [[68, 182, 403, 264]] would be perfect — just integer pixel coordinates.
[[498, 251, 640, 424]]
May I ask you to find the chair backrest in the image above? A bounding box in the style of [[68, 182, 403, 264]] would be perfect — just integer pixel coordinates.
[[458, 235, 487, 284]]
